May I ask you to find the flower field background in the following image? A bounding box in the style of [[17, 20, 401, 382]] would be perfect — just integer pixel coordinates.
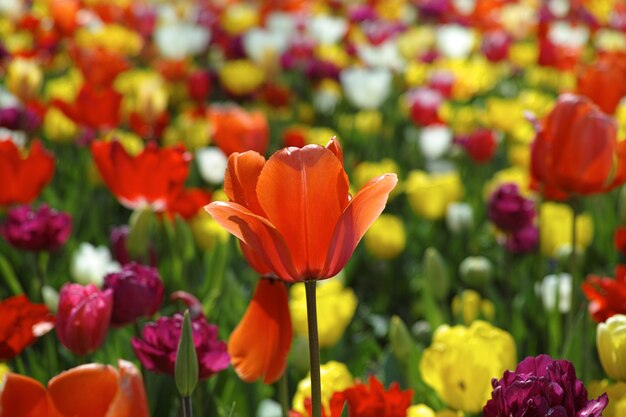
[[1, 0, 626, 416]]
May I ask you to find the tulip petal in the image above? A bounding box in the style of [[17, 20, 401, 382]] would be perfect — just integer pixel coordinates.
[[0, 373, 57, 417], [205, 202, 298, 281], [223, 151, 266, 215], [325, 137, 344, 166], [114, 360, 150, 417], [323, 174, 398, 277], [257, 145, 350, 279], [228, 279, 292, 384], [48, 364, 120, 417]]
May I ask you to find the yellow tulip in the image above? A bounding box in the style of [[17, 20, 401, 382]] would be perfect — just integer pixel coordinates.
[[6, 58, 42, 101], [406, 170, 463, 220], [539, 202, 593, 257], [364, 214, 406, 260], [508, 42, 538, 68], [483, 166, 531, 199], [290, 280, 357, 348], [588, 380, 626, 417], [315, 44, 351, 69], [407, 404, 435, 417], [420, 321, 516, 413], [0, 363, 9, 380], [189, 212, 230, 251], [45, 70, 82, 102], [305, 127, 340, 146], [220, 4, 259, 35], [219, 60, 264, 96], [292, 361, 353, 415], [162, 113, 212, 151], [597, 315, 626, 382], [43, 108, 78, 143], [452, 290, 495, 325], [353, 159, 401, 197], [75, 24, 143, 56], [102, 130, 144, 156]]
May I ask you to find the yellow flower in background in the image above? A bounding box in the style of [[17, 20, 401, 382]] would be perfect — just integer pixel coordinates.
[[616, 102, 626, 139], [4, 31, 34, 55], [45, 70, 82, 102], [507, 143, 531, 168], [436, 57, 506, 101], [364, 214, 406, 260], [539, 202, 593, 257], [292, 361, 353, 415], [115, 70, 168, 119], [524, 66, 575, 92], [75, 24, 143, 56], [404, 61, 429, 87], [483, 166, 531, 199], [420, 321, 516, 413], [219, 60, 264, 96], [586, 0, 618, 25], [6, 57, 42, 101], [438, 104, 481, 135], [221, 4, 259, 35], [595, 29, 626, 52], [290, 280, 357, 348], [485, 97, 525, 135], [102, 130, 144, 156], [162, 112, 212, 151], [452, 290, 495, 325], [315, 44, 350, 69], [353, 159, 401, 197], [597, 315, 626, 382], [398, 27, 435, 61], [408, 406, 464, 417], [588, 380, 626, 417], [43, 108, 78, 143], [305, 127, 340, 146], [354, 110, 383, 135], [519, 89, 555, 119], [189, 212, 230, 251], [0, 363, 9, 380], [406, 170, 463, 220], [508, 42, 538, 68]]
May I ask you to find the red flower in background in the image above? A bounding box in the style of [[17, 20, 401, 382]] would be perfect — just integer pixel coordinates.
[[0, 139, 55, 206], [583, 265, 626, 323], [577, 52, 626, 115], [54, 84, 123, 130], [458, 129, 498, 164], [0, 295, 54, 361], [91, 141, 191, 211], [71, 47, 129, 88], [616, 227, 626, 256], [209, 105, 270, 156], [530, 94, 626, 200], [166, 188, 212, 220]]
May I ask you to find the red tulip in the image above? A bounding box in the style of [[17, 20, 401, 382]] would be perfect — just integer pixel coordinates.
[[205, 138, 397, 282], [0, 295, 54, 361], [228, 278, 292, 384], [583, 266, 626, 323], [0, 360, 149, 417], [71, 47, 129, 88], [209, 105, 269, 156], [577, 52, 626, 115], [0, 139, 55, 206], [54, 84, 122, 130], [530, 94, 626, 200], [91, 141, 191, 211], [56, 283, 113, 355]]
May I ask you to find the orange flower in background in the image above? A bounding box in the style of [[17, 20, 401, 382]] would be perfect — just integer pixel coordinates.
[[0, 140, 55, 206], [167, 188, 213, 219], [577, 52, 626, 115], [72, 47, 129, 88], [530, 94, 626, 200], [583, 266, 626, 323], [91, 140, 191, 211], [0, 360, 149, 417], [209, 105, 269, 156], [0, 295, 54, 361], [228, 278, 292, 384], [49, 0, 79, 36], [205, 138, 397, 282]]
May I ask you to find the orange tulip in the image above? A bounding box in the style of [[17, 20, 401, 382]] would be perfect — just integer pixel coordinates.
[[205, 138, 397, 282], [0, 360, 149, 417], [228, 278, 292, 384], [577, 52, 626, 115], [208, 105, 269, 156], [530, 94, 626, 200]]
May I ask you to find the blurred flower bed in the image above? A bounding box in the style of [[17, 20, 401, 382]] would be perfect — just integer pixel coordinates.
[[1, 0, 626, 416]]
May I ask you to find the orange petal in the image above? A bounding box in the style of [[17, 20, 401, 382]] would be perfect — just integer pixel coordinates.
[[0, 373, 57, 417], [205, 202, 298, 281], [114, 360, 150, 417], [257, 145, 350, 279], [325, 137, 344, 166], [48, 364, 121, 417], [223, 151, 267, 215], [228, 279, 292, 384], [323, 174, 398, 277]]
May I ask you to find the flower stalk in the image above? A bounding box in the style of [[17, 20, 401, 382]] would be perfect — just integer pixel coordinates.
[[305, 280, 322, 417]]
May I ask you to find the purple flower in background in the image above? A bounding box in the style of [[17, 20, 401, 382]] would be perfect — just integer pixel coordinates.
[[488, 183, 535, 232], [484, 354, 608, 417], [1, 204, 72, 251], [0, 107, 21, 130], [506, 224, 539, 255], [103, 262, 164, 326], [132, 313, 230, 379], [110, 225, 157, 266]]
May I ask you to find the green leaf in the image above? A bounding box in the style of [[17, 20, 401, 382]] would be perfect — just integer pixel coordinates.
[[175, 310, 199, 397]]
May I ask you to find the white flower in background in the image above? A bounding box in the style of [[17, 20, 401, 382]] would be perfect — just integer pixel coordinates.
[[256, 399, 282, 417], [453, 0, 476, 15], [243, 28, 289, 64], [0, 0, 24, 19], [0, 129, 27, 147], [266, 12, 298, 39], [307, 14, 347, 44], [446, 202, 473, 235], [548, 21, 589, 50], [357, 40, 405, 71], [196, 147, 228, 184], [340, 67, 392, 110], [0, 87, 20, 108], [419, 125, 452, 160], [71, 243, 121, 287], [536, 273, 573, 313], [425, 159, 455, 174], [548, 0, 570, 18], [594, 29, 626, 53], [436, 24, 475, 59], [154, 23, 211, 60], [42, 285, 59, 313]]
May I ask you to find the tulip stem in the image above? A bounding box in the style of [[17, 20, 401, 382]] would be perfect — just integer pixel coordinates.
[[305, 280, 322, 417], [182, 395, 193, 417], [278, 371, 289, 417]]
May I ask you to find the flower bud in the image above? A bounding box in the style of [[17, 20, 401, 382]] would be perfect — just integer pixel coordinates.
[[389, 315, 415, 363], [424, 247, 450, 300], [535, 273, 572, 313], [446, 202, 473, 235], [0, 205, 72, 252], [103, 262, 164, 326], [459, 256, 493, 288], [42, 285, 59, 313], [56, 283, 113, 355], [175, 310, 199, 397], [597, 315, 626, 382]]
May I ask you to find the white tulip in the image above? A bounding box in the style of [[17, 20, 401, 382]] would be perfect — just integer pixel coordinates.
[[357, 40, 405, 71], [446, 202, 473, 235], [196, 147, 228, 184], [71, 243, 121, 287], [340, 67, 392, 110], [419, 125, 452, 160], [307, 15, 347, 45], [266, 12, 298, 39], [535, 273, 572, 313], [256, 399, 282, 417], [154, 23, 211, 60], [0, 129, 27, 147], [548, 21, 589, 50], [435, 24, 475, 59]]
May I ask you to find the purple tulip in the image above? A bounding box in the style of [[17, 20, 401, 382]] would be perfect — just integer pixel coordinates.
[[488, 183, 536, 233], [56, 283, 113, 355], [506, 224, 539, 255], [103, 263, 164, 326], [484, 355, 608, 417], [0, 107, 21, 130], [1, 204, 72, 252], [131, 313, 230, 379]]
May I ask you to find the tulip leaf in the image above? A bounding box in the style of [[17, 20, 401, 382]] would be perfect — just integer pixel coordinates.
[[175, 310, 199, 397]]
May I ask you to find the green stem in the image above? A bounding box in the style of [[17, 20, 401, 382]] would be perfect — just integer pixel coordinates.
[[305, 280, 321, 417], [278, 371, 290, 417], [182, 395, 193, 417]]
